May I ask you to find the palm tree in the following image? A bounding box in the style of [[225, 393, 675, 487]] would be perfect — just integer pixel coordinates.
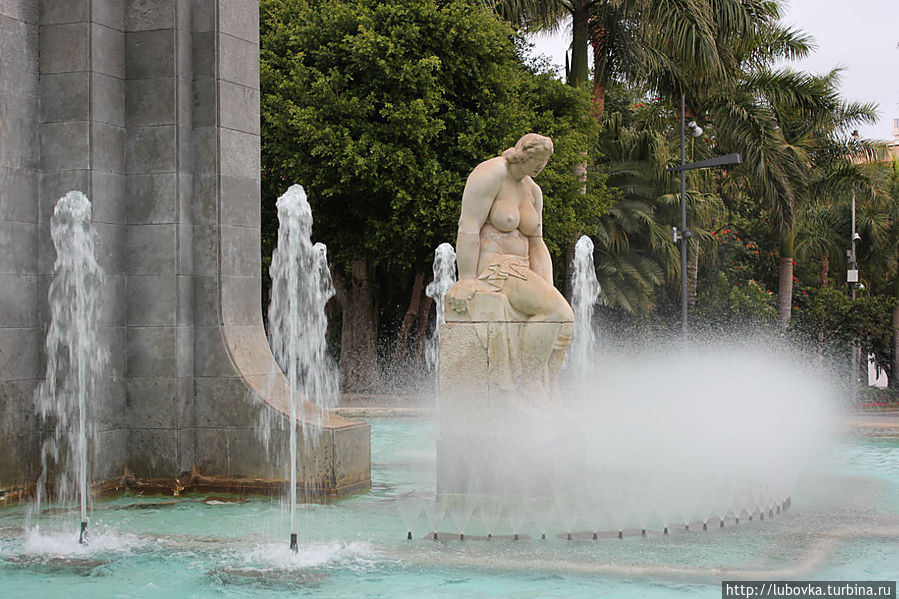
[[492, 0, 802, 116], [593, 93, 728, 313], [709, 64, 878, 326], [491, 0, 592, 86], [591, 104, 674, 311]]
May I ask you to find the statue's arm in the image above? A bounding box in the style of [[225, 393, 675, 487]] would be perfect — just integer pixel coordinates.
[[528, 183, 553, 284], [455, 163, 500, 280]]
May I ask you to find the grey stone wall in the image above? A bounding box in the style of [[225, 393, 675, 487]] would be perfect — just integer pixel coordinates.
[[0, 0, 42, 486], [0, 0, 370, 496]]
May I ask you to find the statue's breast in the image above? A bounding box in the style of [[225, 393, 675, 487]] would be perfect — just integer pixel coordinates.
[[488, 194, 520, 232], [518, 199, 540, 236]]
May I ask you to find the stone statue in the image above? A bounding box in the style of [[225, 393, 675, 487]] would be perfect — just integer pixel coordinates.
[[445, 133, 574, 401]]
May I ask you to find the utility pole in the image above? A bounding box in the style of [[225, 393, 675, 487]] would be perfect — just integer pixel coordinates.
[[667, 93, 741, 336]]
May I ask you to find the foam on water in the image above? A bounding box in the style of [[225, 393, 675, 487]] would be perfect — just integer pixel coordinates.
[[22, 526, 142, 557], [238, 540, 378, 571]]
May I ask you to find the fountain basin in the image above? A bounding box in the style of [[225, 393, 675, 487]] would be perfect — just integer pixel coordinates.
[[0, 418, 896, 597]]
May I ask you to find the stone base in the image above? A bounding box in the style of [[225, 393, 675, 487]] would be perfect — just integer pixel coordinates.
[[437, 315, 581, 497]]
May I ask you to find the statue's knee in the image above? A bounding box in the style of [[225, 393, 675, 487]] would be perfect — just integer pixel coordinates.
[[554, 302, 574, 323]]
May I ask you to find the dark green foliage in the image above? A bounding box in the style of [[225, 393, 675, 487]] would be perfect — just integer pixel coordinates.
[[792, 287, 897, 383], [260, 0, 610, 278], [693, 272, 776, 326]]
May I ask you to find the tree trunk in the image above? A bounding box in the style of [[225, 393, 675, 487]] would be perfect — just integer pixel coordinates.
[[563, 241, 576, 300], [777, 232, 795, 328], [394, 272, 425, 364], [334, 258, 381, 393], [568, 1, 590, 88], [589, 20, 609, 116], [818, 251, 829, 288], [687, 247, 699, 310], [416, 281, 434, 363]]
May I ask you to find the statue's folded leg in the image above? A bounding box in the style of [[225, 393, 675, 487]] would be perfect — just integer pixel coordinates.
[[547, 321, 573, 380]]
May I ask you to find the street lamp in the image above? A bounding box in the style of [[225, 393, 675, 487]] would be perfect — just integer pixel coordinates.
[[848, 130, 861, 394], [666, 93, 742, 335]]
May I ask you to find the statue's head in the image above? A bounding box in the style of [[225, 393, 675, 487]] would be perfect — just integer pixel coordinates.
[[502, 133, 553, 177]]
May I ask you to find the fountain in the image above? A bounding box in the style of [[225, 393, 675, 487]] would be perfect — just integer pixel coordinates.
[[424, 243, 457, 374], [33, 192, 108, 545], [568, 235, 601, 386], [267, 184, 339, 551], [0, 4, 896, 589]]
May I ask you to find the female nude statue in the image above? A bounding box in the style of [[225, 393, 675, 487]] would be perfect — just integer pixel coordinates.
[[446, 133, 574, 395]]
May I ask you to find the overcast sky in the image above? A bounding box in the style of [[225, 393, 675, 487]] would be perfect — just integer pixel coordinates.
[[528, 0, 899, 140]]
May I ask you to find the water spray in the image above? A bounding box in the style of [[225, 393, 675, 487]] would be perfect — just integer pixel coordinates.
[[268, 185, 339, 556], [37, 191, 107, 549]]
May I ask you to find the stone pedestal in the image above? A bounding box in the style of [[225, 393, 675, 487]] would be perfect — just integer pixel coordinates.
[[437, 292, 580, 497]]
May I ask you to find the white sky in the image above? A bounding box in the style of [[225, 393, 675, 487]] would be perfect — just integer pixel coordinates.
[[527, 0, 899, 140]]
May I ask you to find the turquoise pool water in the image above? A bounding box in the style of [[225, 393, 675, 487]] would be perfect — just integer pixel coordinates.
[[1, 419, 896, 598]]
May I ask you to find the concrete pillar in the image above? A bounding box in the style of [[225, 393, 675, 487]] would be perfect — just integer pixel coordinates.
[[0, 0, 41, 487], [0, 0, 370, 497]]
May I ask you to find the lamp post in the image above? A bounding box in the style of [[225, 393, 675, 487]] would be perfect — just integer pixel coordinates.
[[849, 128, 861, 397], [849, 188, 861, 397], [680, 94, 688, 334], [666, 93, 741, 335]]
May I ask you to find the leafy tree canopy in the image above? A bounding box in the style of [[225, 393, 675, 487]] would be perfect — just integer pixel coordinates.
[[260, 0, 610, 279]]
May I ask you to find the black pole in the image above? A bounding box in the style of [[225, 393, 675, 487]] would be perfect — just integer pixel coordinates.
[[680, 92, 688, 335], [79, 520, 88, 545], [290, 533, 298, 553]]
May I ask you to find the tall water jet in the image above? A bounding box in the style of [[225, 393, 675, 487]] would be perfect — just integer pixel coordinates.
[[424, 243, 457, 373], [568, 235, 601, 386], [268, 184, 339, 552], [34, 191, 108, 545]]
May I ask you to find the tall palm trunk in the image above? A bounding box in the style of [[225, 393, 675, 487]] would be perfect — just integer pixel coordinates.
[[818, 251, 829, 287], [590, 23, 609, 115], [568, 0, 590, 87], [687, 247, 699, 310], [777, 230, 795, 328]]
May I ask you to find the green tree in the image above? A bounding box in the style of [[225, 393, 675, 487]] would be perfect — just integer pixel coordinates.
[[492, 0, 794, 115], [261, 0, 610, 390]]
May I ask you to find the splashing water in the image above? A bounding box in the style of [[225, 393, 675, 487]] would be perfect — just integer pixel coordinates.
[[267, 184, 339, 549], [424, 243, 456, 373], [568, 236, 601, 386], [34, 191, 108, 543]]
